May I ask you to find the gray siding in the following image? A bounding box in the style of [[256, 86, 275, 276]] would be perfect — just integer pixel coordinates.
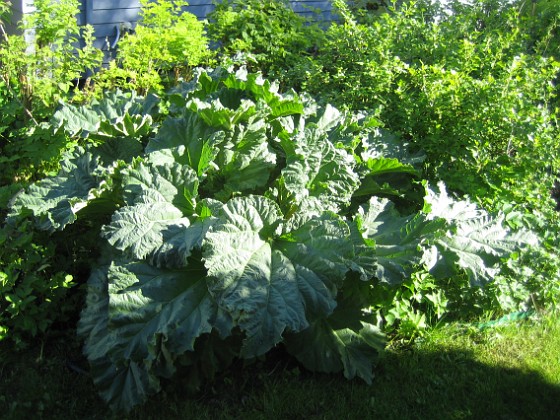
[[290, 1, 334, 19]]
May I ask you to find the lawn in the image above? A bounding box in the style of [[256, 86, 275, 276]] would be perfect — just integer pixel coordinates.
[[1, 315, 559, 419]]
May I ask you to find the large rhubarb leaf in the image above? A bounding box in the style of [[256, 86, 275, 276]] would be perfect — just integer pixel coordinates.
[[356, 197, 440, 285], [423, 181, 482, 221], [189, 97, 257, 129], [221, 67, 305, 117], [360, 128, 425, 168], [421, 182, 538, 286], [281, 127, 360, 213], [145, 112, 222, 176], [94, 136, 144, 166], [101, 160, 200, 259], [276, 212, 355, 317], [78, 260, 217, 412], [53, 90, 157, 138], [424, 214, 536, 286], [149, 217, 216, 269], [122, 159, 199, 214], [285, 318, 384, 384], [101, 202, 191, 260], [203, 196, 353, 357], [207, 118, 277, 200], [9, 149, 110, 231]]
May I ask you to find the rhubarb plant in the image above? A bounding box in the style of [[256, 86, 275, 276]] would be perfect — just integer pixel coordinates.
[[8, 67, 536, 412]]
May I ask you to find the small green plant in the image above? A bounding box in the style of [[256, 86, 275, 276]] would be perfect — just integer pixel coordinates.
[[381, 270, 449, 338], [96, 0, 213, 94]]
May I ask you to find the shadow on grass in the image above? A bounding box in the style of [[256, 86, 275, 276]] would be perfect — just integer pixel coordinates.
[[0, 337, 559, 420]]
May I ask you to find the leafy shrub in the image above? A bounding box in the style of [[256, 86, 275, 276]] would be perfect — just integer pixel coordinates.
[[301, 6, 407, 117], [207, 0, 324, 89], [96, 0, 213, 94], [0, 217, 75, 348], [0, 0, 102, 186], [9, 68, 536, 411], [0, 0, 102, 118], [297, 1, 559, 204], [522, 0, 560, 57]]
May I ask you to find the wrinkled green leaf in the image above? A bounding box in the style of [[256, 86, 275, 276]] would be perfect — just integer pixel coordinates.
[[146, 112, 222, 176], [9, 149, 109, 231], [203, 196, 352, 357], [364, 157, 419, 177], [208, 119, 277, 200], [95, 137, 144, 166], [53, 90, 156, 138], [421, 182, 538, 285], [102, 202, 190, 260], [221, 68, 305, 117], [356, 197, 438, 285], [423, 181, 481, 221], [281, 127, 360, 213], [149, 217, 216, 268], [425, 214, 536, 286], [361, 128, 425, 168], [123, 159, 199, 214], [285, 318, 384, 384], [91, 113, 153, 143], [78, 260, 216, 412], [190, 98, 257, 129]]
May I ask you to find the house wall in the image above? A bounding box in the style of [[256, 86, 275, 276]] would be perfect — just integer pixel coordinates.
[[3, 0, 33, 35]]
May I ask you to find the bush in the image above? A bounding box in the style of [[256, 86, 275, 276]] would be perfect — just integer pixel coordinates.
[[299, 1, 560, 212], [0, 0, 102, 119], [0, 217, 75, 348], [0, 0, 102, 185], [95, 0, 213, 94], [207, 0, 324, 89]]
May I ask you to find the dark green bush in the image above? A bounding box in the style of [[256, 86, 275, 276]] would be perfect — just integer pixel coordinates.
[[0, 217, 75, 348]]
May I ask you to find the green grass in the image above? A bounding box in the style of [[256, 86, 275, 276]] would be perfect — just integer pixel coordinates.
[[1, 316, 559, 420]]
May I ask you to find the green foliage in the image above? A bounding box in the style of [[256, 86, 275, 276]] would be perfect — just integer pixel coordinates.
[[0, 0, 102, 117], [0, 217, 75, 348], [207, 0, 324, 89], [0, 1, 558, 409], [0, 0, 103, 186], [8, 68, 535, 411], [295, 0, 559, 211], [285, 0, 560, 323], [303, 0, 408, 115], [529, 1, 560, 56], [96, 0, 213, 94]]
